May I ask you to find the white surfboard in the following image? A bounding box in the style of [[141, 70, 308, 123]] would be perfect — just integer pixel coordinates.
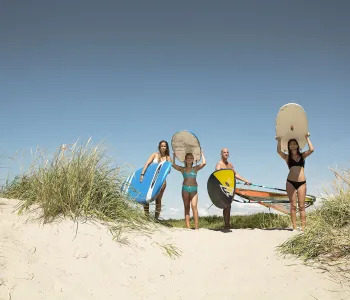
[[171, 130, 201, 163], [276, 103, 308, 153]]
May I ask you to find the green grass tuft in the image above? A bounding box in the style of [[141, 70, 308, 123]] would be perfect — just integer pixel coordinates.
[[162, 213, 290, 230], [1, 138, 157, 239], [153, 242, 182, 259]]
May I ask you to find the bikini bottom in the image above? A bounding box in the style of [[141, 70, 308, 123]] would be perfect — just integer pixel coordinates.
[[182, 185, 198, 193], [287, 179, 306, 190]]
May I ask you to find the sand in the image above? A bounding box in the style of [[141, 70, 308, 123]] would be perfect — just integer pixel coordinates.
[[1, 198, 349, 300]]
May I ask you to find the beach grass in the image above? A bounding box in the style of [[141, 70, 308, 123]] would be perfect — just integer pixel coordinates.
[[0, 138, 157, 240], [161, 213, 291, 230], [278, 165, 350, 283]]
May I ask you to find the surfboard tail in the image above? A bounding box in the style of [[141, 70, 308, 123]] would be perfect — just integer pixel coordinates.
[[121, 173, 134, 194]]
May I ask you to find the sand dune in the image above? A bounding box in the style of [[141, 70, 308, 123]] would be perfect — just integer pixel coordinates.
[[1, 198, 349, 300]]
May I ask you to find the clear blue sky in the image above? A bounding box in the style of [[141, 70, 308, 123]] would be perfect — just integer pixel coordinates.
[[1, 0, 349, 219]]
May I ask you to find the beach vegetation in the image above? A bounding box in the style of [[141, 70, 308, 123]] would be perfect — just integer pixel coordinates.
[[163, 213, 290, 230], [1, 138, 157, 240], [278, 166, 350, 283]]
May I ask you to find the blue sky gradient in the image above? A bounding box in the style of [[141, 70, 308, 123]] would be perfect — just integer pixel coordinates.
[[1, 0, 349, 218]]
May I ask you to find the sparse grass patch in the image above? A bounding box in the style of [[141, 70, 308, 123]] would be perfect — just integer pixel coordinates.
[[153, 242, 182, 259], [162, 213, 290, 230]]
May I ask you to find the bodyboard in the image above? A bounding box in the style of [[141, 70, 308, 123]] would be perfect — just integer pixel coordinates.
[[121, 161, 172, 204]]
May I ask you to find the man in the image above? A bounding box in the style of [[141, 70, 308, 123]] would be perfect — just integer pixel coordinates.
[[215, 148, 251, 229]]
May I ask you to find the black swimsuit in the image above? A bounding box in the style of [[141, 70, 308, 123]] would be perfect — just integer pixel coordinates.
[[287, 156, 306, 190]]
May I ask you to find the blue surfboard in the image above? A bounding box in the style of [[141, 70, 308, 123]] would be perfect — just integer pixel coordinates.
[[121, 161, 172, 204]]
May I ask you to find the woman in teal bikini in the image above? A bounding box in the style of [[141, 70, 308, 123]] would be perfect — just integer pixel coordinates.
[[172, 151, 206, 229]]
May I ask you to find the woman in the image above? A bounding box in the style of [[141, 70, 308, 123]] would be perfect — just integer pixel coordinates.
[[276, 133, 314, 231], [140, 140, 172, 219], [172, 151, 206, 229]]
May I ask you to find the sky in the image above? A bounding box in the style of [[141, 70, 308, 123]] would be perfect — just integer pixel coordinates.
[[1, 0, 349, 219]]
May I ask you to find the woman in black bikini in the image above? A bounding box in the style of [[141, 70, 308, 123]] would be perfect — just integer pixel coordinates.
[[276, 133, 314, 231]]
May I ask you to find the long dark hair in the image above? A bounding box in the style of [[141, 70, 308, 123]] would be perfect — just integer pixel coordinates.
[[158, 140, 170, 157], [287, 139, 303, 167]]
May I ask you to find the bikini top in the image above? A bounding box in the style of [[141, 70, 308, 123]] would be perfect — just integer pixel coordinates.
[[288, 156, 305, 169], [153, 155, 169, 164], [183, 168, 197, 178]]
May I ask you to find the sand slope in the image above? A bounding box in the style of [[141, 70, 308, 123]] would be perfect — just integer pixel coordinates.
[[1, 198, 349, 300]]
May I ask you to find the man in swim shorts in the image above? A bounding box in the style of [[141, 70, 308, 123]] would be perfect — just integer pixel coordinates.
[[215, 148, 251, 230]]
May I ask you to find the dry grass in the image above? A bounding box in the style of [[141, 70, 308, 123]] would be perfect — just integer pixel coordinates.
[[278, 165, 350, 285], [1, 138, 158, 240]]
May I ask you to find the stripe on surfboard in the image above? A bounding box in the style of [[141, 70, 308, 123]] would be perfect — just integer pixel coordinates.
[[146, 161, 165, 201]]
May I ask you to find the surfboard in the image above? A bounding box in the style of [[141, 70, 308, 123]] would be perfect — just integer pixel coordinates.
[[121, 161, 172, 204], [276, 103, 309, 153], [171, 130, 201, 163], [207, 169, 236, 209], [234, 187, 316, 215]]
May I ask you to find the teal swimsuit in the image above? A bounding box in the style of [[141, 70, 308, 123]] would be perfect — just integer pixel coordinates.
[[182, 168, 198, 193]]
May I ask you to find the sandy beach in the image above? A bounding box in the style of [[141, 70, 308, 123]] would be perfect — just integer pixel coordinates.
[[1, 198, 349, 300]]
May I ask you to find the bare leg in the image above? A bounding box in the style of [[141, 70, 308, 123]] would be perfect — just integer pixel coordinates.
[[296, 183, 307, 231], [223, 205, 231, 229], [143, 203, 149, 217], [155, 181, 166, 219], [286, 181, 298, 230], [190, 192, 199, 229], [182, 190, 191, 229]]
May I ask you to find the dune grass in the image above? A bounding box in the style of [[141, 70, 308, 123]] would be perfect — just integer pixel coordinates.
[[278, 166, 350, 283], [1, 139, 157, 240], [162, 213, 291, 230]]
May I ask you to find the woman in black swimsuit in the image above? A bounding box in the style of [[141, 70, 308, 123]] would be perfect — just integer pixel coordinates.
[[276, 133, 314, 231]]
